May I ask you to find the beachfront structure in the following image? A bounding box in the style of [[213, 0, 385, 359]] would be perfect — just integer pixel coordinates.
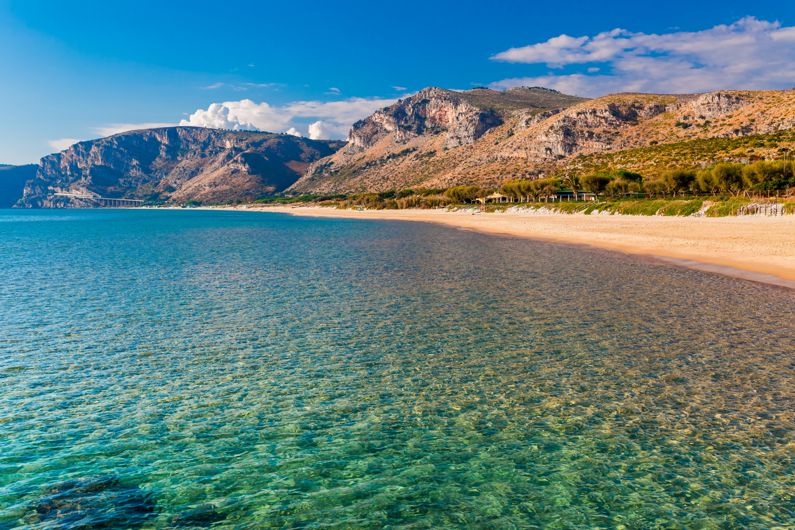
[[556, 191, 598, 201], [476, 191, 597, 204], [52, 192, 144, 207], [477, 192, 511, 204]]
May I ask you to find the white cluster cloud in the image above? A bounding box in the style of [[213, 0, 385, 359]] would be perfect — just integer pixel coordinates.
[[181, 100, 287, 131], [180, 96, 396, 139], [307, 120, 349, 140], [490, 17, 795, 96]]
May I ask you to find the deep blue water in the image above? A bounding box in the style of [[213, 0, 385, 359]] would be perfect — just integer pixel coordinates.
[[0, 208, 793, 529]]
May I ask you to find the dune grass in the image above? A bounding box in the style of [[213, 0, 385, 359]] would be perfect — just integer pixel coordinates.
[[704, 198, 751, 217], [480, 197, 793, 217]]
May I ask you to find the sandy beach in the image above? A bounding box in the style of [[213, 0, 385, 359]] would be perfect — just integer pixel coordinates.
[[218, 205, 795, 289]]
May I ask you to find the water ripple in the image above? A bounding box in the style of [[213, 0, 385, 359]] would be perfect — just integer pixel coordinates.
[[0, 209, 793, 528]]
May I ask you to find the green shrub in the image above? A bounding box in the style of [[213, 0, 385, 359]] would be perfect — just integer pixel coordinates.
[[553, 202, 590, 214], [581, 173, 613, 193], [658, 199, 703, 216], [445, 185, 483, 203], [610, 200, 667, 215], [661, 169, 696, 194], [711, 163, 745, 195], [741, 160, 795, 191]]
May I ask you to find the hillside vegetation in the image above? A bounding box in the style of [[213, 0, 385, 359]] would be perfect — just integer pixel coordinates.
[[269, 158, 795, 216], [563, 130, 795, 180]]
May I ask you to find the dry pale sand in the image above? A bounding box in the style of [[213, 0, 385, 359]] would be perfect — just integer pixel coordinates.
[[222, 205, 795, 289]]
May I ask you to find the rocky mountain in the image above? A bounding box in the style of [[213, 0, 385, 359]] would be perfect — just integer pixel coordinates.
[[17, 127, 344, 207], [347, 87, 586, 151], [289, 87, 795, 193], [0, 164, 37, 208]]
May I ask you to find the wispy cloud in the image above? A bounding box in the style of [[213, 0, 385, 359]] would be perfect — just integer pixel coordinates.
[[392, 85, 407, 91], [94, 122, 175, 137], [202, 82, 281, 91], [490, 17, 795, 96], [48, 138, 79, 151], [180, 96, 396, 139], [325, 87, 341, 95]]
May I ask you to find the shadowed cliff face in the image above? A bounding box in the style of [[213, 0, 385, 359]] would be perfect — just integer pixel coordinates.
[[290, 87, 795, 193], [0, 164, 36, 207], [17, 127, 344, 207]]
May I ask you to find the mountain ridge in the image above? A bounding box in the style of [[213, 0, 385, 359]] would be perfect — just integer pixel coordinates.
[[17, 127, 344, 207], [289, 87, 795, 193]]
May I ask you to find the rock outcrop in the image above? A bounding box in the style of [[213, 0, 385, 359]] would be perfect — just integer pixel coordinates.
[[348, 88, 503, 150], [686, 91, 749, 119], [518, 96, 673, 161], [18, 127, 343, 207]]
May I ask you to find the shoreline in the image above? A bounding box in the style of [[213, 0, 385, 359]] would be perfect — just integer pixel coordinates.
[[208, 205, 795, 289]]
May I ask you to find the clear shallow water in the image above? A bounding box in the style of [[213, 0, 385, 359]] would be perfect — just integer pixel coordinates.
[[0, 208, 793, 529]]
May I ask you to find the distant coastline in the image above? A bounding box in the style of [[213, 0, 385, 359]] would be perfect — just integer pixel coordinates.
[[198, 204, 795, 289]]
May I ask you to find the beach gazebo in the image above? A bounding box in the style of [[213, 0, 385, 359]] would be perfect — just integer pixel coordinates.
[[478, 192, 512, 204]]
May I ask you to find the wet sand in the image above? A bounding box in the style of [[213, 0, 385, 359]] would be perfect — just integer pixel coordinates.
[[216, 205, 795, 289]]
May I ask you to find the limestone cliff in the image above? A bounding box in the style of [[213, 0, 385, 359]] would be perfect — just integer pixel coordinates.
[[347, 87, 505, 151]]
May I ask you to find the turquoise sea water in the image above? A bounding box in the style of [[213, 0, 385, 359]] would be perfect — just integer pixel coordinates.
[[0, 208, 793, 529]]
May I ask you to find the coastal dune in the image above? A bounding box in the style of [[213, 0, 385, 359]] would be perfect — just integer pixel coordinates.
[[253, 206, 795, 288]]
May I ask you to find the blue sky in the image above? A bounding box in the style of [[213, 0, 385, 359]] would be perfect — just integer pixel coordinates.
[[1, 0, 793, 164]]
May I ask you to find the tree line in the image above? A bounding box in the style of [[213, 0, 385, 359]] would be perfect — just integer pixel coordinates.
[[486, 160, 795, 202], [259, 159, 795, 208]]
